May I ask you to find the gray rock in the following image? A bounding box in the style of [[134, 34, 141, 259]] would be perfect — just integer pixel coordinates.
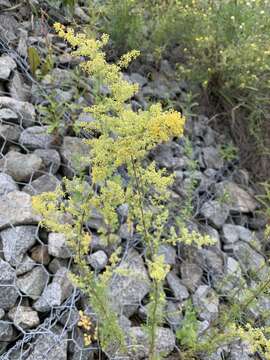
[[0, 225, 37, 266], [0, 55, 16, 80], [215, 181, 258, 213], [8, 71, 30, 102], [0, 308, 4, 319], [198, 248, 224, 277], [34, 268, 74, 312], [222, 224, 239, 244], [17, 266, 49, 300], [0, 151, 43, 182], [229, 341, 252, 360], [119, 222, 134, 240], [19, 126, 55, 150], [15, 255, 36, 275], [8, 306, 39, 329], [59, 308, 80, 330], [0, 0, 11, 9], [0, 97, 35, 127], [157, 244, 176, 265], [192, 285, 219, 322], [224, 241, 266, 280], [0, 14, 19, 42], [180, 262, 203, 292], [0, 258, 19, 309], [203, 146, 224, 169], [86, 207, 105, 231], [0, 320, 14, 341], [165, 301, 183, 331], [0, 173, 18, 196], [34, 149, 61, 174], [17, 28, 28, 58], [42, 68, 71, 87], [0, 123, 21, 144], [48, 258, 69, 274], [87, 250, 108, 270], [0, 108, 18, 121], [23, 174, 60, 195], [215, 256, 244, 294], [151, 142, 180, 170], [166, 271, 189, 301], [200, 200, 229, 228], [109, 249, 151, 317], [30, 244, 50, 265], [127, 326, 175, 359], [0, 190, 41, 230], [69, 327, 95, 360], [60, 136, 90, 177], [26, 326, 67, 360], [48, 233, 72, 259], [222, 224, 254, 244], [129, 73, 148, 87]]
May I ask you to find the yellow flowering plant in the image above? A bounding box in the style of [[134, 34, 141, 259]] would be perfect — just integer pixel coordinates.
[[33, 24, 217, 359]]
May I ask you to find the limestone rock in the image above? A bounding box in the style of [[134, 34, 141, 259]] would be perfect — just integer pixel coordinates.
[[34, 149, 61, 174], [8, 306, 40, 329], [23, 174, 60, 195], [202, 146, 224, 169], [0, 55, 16, 80], [180, 262, 203, 292], [0, 258, 19, 310], [0, 173, 18, 196], [166, 271, 189, 301], [0, 225, 37, 266], [0, 123, 21, 144], [192, 285, 219, 322], [109, 249, 151, 317], [127, 327, 175, 359], [19, 126, 55, 150], [60, 136, 90, 177], [34, 268, 74, 312], [215, 181, 258, 213], [200, 200, 229, 228], [87, 250, 108, 270], [0, 97, 35, 127], [26, 326, 67, 360], [0, 151, 42, 182], [0, 321, 14, 341], [17, 266, 49, 300], [0, 191, 41, 230], [157, 244, 176, 265], [48, 233, 72, 259]]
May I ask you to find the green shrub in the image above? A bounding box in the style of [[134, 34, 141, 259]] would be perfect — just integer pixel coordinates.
[[88, 0, 270, 178]]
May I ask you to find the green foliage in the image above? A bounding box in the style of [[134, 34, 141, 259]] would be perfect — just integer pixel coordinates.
[[219, 143, 238, 162], [174, 0, 270, 164], [88, 0, 270, 177], [38, 92, 69, 134], [28, 47, 41, 77], [88, 0, 189, 56], [33, 23, 188, 358], [32, 19, 270, 359], [257, 182, 270, 220], [176, 301, 199, 349]]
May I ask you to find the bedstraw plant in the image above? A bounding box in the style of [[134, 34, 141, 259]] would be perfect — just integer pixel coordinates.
[[33, 24, 216, 359]]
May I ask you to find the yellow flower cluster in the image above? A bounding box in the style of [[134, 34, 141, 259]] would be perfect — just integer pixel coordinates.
[[148, 255, 170, 282], [235, 323, 270, 359], [78, 311, 94, 346], [53, 24, 185, 185]]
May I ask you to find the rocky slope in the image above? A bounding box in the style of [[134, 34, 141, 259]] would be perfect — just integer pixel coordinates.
[[0, 1, 268, 360]]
